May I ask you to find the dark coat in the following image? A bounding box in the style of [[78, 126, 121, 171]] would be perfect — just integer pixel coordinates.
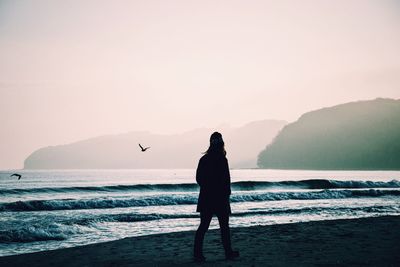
[[196, 153, 231, 214]]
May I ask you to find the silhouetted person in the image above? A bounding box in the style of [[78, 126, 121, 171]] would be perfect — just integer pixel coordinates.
[[193, 132, 239, 262]]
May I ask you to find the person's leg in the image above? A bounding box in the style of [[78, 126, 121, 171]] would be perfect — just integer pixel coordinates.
[[216, 212, 232, 253], [194, 212, 213, 259], [217, 212, 239, 259]]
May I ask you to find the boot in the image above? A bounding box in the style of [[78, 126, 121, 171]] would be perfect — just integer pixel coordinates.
[[225, 250, 240, 260], [193, 254, 206, 263]]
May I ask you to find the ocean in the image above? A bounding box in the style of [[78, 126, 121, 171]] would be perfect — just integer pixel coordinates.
[[0, 169, 399, 257]]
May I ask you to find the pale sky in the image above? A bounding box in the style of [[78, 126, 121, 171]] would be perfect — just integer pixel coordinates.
[[1, 0, 400, 169]]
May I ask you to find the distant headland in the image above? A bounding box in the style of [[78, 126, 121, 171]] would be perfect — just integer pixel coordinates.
[[258, 98, 400, 170], [24, 120, 286, 169], [24, 98, 400, 170]]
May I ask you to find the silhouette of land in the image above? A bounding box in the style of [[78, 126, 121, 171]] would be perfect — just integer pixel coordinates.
[[258, 98, 400, 170], [0, 216, 399, 266], [24, 120, 286, 169]]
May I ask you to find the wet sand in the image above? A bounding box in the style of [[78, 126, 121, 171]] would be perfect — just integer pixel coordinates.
[[1, 216, 399, 266]]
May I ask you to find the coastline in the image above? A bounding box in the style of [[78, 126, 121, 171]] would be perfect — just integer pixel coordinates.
[[1, 216, 399, 266]]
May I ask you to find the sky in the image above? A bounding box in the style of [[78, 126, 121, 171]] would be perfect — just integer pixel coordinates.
[[1, 0, 400, 169]]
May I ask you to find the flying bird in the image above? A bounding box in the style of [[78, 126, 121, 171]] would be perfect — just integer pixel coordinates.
[[10, 173, 22, 180], [139, 143, 150, 152]]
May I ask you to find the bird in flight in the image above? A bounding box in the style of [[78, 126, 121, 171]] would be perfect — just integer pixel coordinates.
[[10, 173, 22, 180], [139, 143, 150, 152]]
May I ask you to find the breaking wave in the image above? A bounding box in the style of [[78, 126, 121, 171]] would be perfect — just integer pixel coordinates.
[[2, 204, 398, 243], [0, 223, 86, 243], [1, 179, 399, 195], [1, 189, 399, 212]]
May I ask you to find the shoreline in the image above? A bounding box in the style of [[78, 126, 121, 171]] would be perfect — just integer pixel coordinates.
[[1, 216, 399, 266]]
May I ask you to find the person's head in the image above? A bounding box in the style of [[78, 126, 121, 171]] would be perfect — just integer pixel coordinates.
[[205, 132, 226, 156]]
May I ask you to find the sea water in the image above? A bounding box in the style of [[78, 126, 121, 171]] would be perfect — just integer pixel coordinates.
[[0, 169, 399, 256]]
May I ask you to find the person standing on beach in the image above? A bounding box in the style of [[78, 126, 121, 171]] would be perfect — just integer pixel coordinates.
[[193, 132, 239, 262]]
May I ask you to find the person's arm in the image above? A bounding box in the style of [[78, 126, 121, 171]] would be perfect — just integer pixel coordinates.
[[196, 158, 204, 187], [224, 158, 232, 195]]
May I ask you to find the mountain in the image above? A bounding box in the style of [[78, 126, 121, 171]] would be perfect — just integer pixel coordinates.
[[24, 120, 286, 169], [257, 98, 400, 170]]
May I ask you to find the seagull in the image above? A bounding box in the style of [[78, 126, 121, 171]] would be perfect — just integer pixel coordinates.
[[139, 143, 150, 152], [10, 173, 22, 180]]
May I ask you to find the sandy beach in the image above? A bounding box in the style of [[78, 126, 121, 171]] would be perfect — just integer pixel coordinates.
[[0, 215, 399, 267]]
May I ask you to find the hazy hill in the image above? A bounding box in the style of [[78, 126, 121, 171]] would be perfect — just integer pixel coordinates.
[[257, 98, 400, 170], [24, 120, 286, 169]]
